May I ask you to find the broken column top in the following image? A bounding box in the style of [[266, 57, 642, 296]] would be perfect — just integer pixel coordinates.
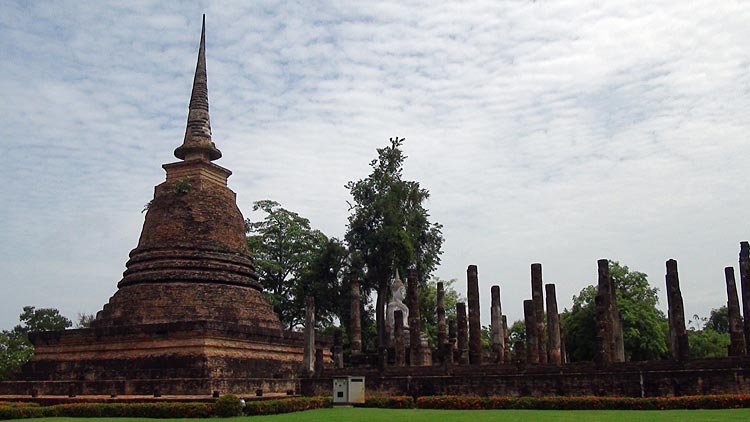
[[666, 258, 679, 274], [741, 241, 749, 258]]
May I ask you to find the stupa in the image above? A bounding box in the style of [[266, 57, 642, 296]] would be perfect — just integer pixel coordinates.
[[0, 16, 326, 396]]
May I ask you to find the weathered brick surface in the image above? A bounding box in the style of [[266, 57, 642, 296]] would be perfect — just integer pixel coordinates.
[[0, 321, 331, 395], [302, 357, 750, 398], [93, 283, 281, 329]]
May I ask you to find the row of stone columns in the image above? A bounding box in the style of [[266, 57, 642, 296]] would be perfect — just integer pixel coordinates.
[[339, 241, 750, 367], [522, 263, 564, 365]]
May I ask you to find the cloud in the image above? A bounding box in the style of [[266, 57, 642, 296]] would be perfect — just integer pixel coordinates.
[[1, 0, 749, 330]]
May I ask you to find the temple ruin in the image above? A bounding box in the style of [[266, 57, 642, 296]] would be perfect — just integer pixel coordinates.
[[2, 16, 750, 401]]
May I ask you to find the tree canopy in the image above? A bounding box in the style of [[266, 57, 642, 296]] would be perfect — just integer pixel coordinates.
[[686, 308, 732, 359], [419, 277, 463, 347], [561, 261, 669, 362], [344, 137, 444, 349], [246, 200, 345, 330], [1, 306, 72, 380]]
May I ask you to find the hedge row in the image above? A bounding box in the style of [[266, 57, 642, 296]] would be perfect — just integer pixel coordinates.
[[0, 397, 332, 420], [358, 396, 415, 408], [3, 394, 750, 419], [244, 397, 332, 415], [416, 394, 750, 410], [0, 402, 213, 420]]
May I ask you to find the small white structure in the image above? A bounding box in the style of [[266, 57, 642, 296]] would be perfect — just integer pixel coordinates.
[[333, 376, 365, 404]]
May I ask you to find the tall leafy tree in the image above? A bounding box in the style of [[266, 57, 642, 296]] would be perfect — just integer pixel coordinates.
[[704, 306, 731, 334], [295, 237, 348, 329], [344, 137, 444, 350], [246, 200, 329, 329], [561, 261, 669, 362]]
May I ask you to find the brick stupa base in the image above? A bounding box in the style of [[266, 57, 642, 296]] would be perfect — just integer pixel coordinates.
[[2, 321, 319, 396]]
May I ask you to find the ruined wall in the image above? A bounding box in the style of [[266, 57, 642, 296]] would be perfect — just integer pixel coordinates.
[[302, 357, 750, 398]]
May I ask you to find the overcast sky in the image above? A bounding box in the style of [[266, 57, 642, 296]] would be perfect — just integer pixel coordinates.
[[1, 1, 749, 331]]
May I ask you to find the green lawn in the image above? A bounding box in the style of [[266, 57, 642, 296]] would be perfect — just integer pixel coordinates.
[[15, 407, 750, 422]]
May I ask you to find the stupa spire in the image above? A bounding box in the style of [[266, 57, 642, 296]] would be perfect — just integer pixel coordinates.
[[174, 14, 222, 161]]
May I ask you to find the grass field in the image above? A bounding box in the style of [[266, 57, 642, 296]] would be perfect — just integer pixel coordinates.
[[14, 407, 750, 422]]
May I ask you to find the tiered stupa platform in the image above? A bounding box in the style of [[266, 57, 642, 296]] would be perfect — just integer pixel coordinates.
[[0, 17, 327, 397]]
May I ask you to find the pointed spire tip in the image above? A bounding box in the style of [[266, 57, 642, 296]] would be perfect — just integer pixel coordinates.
[[174, 13, 221, 162]]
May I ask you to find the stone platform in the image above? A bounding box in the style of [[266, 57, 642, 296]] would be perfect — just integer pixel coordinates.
[[0, 321, 329, 396]]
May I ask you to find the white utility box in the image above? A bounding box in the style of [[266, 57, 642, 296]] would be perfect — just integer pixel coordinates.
[[333, 376, 365, 404]]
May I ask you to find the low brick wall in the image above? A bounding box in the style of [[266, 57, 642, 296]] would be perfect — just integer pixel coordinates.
[[301, 357, 750, 398]]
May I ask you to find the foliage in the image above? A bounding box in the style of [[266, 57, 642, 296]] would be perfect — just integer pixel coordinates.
[[561, 261, 669, 362], [214, 394, 243, 417], [704, 306, 733, 334], [0, 330, 33, 380], [75, 313, 95, 329], [296, 237, 349, 329], [0, 397, 333, 420], [345, 137, 444, 347], [415, 394, 750, 410], [686, 310, 731, 359], [171, 177, 193, 195], [243, 397, 332, 415], [16, 306, 72, 333], [1, 306, 72, 380], [0, 394, 750, 420], [245, 200, 330, 330], [0, 401, 213, 419], [358, 396, 415, 408], [420, 277, 463, 347], [507, 319, 526, 353], [687, 328, 730, 359]]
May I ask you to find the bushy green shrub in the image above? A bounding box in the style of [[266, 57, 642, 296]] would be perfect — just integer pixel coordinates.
[[0, 401, 213, 420], [415, 394, 750, 410], [214, 394, 243, 417], [244, 397, 332, 415], [0, 402, 43, 420], [359, 396, 414, 409], [0, 397, 333, 420]]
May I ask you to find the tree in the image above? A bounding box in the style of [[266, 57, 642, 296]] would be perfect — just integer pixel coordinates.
[[295, 237, 349, 329], [561, 261, 669, 362], [76, 313, 96, 329], [704, 306, 731, 334], [345, 137, 444, 351], [419, 277, 463, 347], [1, 306, 72, 380], [508, 319, 526, 352], [687, 329, 729, 359], [686, 311, 731, 359], [16, 306, 72, 334], [245, 200, 333, 330], [0, 330, 32, 380]]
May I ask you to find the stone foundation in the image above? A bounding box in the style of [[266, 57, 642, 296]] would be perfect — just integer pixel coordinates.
[[0, 321, 330, 396]]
